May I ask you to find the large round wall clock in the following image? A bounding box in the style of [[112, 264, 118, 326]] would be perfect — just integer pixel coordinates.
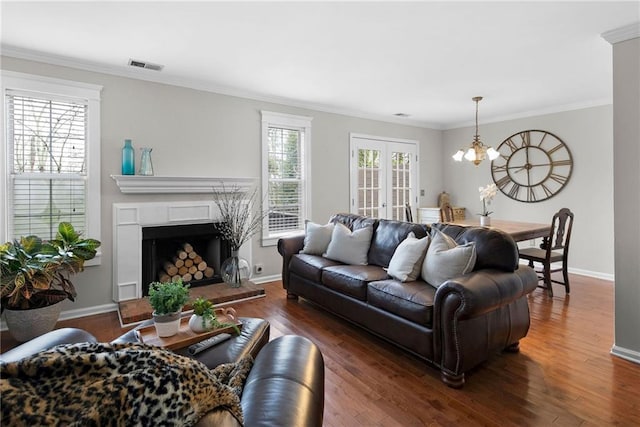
[[490, 130, 573, 203]]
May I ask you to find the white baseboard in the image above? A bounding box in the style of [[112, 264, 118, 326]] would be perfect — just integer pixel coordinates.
[[1, 303, 119, 332], [518, 260, 614, 282], [251, 274, 281, 285], [611, 345, 640, 365]]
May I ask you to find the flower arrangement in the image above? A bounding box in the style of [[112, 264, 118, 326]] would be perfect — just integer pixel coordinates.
[[478, 183, 498, 217], [211, 183, 271, 251]]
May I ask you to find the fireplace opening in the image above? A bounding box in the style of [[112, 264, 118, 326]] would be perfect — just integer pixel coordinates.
[[141, 222, 231, 296]]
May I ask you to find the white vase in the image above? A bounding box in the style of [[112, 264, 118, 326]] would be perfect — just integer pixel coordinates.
[[188, 314, 215, 333], [153, 311, 182, 337], [4, 301, 64, 342], [480, 215, 491, 226]]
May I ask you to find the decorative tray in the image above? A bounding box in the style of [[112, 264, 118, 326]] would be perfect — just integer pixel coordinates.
[[135, 307, 242, 350]]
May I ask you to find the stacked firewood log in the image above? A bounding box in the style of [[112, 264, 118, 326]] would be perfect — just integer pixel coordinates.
[[157, 243, 214, 283]]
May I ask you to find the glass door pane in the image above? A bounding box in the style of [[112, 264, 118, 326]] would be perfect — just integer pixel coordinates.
[[357, 147, 382, 218]]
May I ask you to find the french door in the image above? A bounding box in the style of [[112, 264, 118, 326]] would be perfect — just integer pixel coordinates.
[[349, 134, 418, 220]]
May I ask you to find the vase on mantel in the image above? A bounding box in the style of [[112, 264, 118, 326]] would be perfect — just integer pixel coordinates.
[[221, 250, 250, 288], [480, 215, 491, 227]]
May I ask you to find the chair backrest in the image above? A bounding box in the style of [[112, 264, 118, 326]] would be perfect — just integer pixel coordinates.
[[405, 203, 414, 222], [440, 202, 455, 222], [546, 208, 574, 258]]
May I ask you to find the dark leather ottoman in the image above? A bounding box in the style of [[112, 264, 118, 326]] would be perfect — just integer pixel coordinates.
[[113, 316, 270, 368]]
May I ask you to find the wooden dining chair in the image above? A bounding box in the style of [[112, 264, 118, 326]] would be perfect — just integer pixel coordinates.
[[404, 203, 414, 222], [519, 208, 574, 297], [439, 202, 455, 222]]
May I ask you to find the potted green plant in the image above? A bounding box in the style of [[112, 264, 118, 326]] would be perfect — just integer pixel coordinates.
[[0, 222, 101, 342], [188, 297, 216, 333], [148, 278, 190, 337]]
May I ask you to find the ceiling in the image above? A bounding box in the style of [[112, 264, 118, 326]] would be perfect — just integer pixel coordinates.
[[1, 1, 638, 129]]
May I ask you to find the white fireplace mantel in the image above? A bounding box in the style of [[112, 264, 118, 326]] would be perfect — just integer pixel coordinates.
[[112, 200, 252, 302], [111, 175, 256, 194]]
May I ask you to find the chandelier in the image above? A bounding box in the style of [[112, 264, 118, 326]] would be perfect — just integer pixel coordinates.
[[452, 96, 499, 166]]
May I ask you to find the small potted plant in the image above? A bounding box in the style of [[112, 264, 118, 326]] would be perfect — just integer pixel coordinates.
[[478, 183, 498, 226], [148, 278, 190, 337], [0, 222, 101, 342], [188, 297, 217, 333]]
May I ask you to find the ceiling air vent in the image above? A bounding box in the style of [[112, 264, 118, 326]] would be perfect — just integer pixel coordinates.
[[128, 59, 164, 71]]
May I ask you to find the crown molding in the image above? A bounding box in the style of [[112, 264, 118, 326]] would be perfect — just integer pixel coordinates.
[[0, 45, 441, 130], [601, 22, 640, 44], [443, 98, 612, 130]]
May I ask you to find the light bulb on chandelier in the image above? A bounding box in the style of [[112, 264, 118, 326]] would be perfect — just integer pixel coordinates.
[[452, 96, 500, 166]]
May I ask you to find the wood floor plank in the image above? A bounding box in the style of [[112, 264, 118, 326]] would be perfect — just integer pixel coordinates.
[[2, 274, 639, 426]]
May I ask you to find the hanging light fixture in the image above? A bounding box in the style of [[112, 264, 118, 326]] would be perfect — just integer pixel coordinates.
[[452, 96, 500, 166]]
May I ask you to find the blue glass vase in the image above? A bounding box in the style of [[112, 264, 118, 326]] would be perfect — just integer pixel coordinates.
[[122, 139, 135, 175]]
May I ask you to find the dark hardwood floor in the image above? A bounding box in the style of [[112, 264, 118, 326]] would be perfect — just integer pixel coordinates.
[[2, 275, 639, 426]]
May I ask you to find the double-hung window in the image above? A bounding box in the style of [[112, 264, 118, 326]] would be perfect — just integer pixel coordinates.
[[261, 111, 312, 246], [1, 71, 102, 264]]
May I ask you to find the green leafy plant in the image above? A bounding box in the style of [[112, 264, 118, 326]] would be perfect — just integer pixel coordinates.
[[148, 279, 190, 315], [191, 296, 240, 333], [0, 222, 101, 311], [192, 297, 215, 318]]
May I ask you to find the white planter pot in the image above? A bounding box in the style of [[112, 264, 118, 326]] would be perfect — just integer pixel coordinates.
[[4, 301, 64, 342], [480, 215, 491, 226], [153, 311, 182, 337], [188, 314, 215, 333]]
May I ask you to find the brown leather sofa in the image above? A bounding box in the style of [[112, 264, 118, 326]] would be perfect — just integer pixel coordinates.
[[278, 213, 538, 387], [0, 318, 325, 427]]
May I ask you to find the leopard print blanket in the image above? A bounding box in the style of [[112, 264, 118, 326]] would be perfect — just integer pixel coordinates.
[[0, 342, 253, 426]]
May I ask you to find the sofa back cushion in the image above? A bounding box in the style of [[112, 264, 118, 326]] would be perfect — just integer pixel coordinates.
[[430, 223, 518, 272], [330, 213, 378, 233], [368, 219, 430, 268]]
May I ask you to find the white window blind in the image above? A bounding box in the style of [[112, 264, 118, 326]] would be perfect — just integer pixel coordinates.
[[1, 71, 102, 265], [7, 92, 88, 239], [268, 126, 303, 233], [261, 111, 311, 246]]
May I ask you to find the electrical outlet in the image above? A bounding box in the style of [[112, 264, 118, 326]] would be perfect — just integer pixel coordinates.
[[420, 189, 425, 196], [254, 264, 263, 274]]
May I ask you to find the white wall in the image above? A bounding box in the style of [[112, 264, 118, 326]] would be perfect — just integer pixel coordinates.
[[0, 55, 440, 314], [610, 35, 640, 361], [442, 105, 614, 278]]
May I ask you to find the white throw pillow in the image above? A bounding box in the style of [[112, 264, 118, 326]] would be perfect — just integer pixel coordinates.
[[300, 221, 335, 255], [387, 232, 431, 282], [324, 222, 373, 265], [421, 228, 476, 288]]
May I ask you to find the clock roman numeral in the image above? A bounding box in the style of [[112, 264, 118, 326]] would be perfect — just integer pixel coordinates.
[[520, 131, 531, 147], [547, 143, 565, 155], [549, 173, 568, 185], [508, 183, 521, 199], [527, 187, 537, 202], [492, 164, 507, 173], [537, 132, 548, 147], [504, 138, 519, 153], [495, 175, 511, 189], [551, 159, 572, 167], [541, 183, 554, 197]]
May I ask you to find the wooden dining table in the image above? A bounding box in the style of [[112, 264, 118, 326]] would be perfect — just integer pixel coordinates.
[[449, 218, 551, 242]]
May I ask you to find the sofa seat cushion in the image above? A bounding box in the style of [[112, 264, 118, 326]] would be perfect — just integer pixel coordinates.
[[367, 279, 436, 327], [322, 265, 389, 301], [289, 254, 343, 283]]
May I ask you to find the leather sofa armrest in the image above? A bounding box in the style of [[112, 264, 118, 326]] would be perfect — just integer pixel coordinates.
[[0, 328, 98, 363], [434, 266, 538, 321], [241, 335, 325, 427], [277, 234, 305, 290]]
